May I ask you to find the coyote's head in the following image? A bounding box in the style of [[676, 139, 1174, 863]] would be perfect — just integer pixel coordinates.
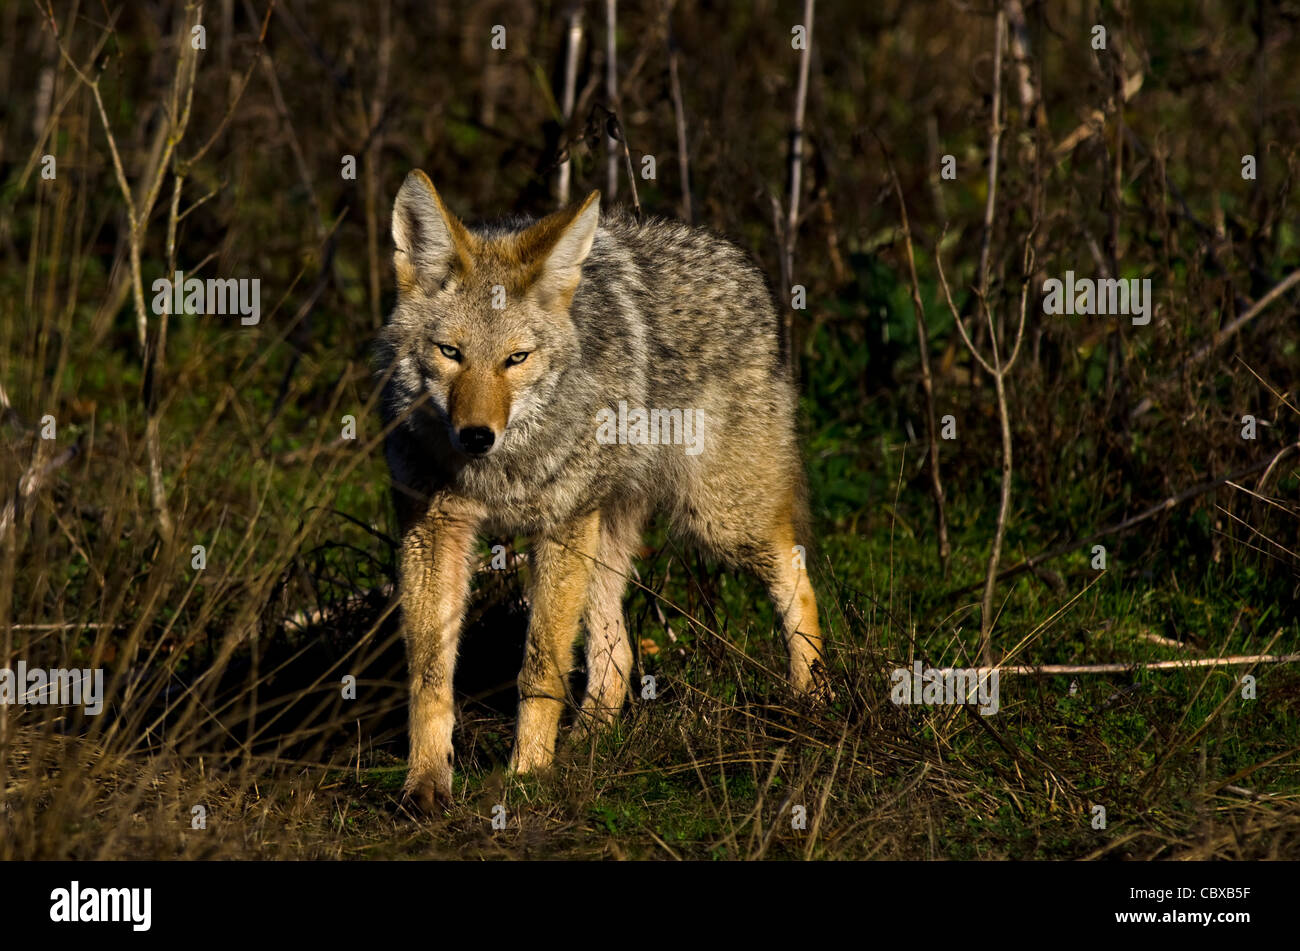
[[379, 170, 600, 457]]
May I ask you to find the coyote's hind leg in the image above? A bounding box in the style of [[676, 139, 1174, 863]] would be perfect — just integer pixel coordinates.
[[753, 513, 827, 698]]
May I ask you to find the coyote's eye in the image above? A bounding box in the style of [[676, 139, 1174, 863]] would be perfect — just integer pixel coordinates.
[[505, 351, 529, 367], [437, 344, 462, 361]]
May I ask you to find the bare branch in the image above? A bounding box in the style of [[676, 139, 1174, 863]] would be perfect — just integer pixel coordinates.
[[783, 0, 815, 291], [1052, 71, 1144, 162], [976, 8, 1006, 298], [664, 0, 692, 223], [880, 139, 950, 572], [935, 235, 995, 377], [557, 1, 584, 207], [926, 654, 1300, 677], [605, 0, 619, 198], [1192, 268, 1300, 363]]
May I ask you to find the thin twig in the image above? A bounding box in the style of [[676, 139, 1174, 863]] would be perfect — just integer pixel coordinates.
[[976, 8, 1005, 300], [1052, 72, 1144, 162], [782, 0, 815, 297], [663, 0, 692, 223], [181, 1, 275, 172], [878, 138, 950, 573], [914, 654, 1300, 676], [1191, 268, 1300, 363], [610, 112, 642, 217], [557, 0, 584, 207], [605, 0, 619, 198]]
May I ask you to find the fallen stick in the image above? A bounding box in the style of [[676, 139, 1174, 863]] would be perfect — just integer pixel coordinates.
[[1221, 784, 1281, 801], [1052, 71, 1143, 162], [1191, 268, 1300, 363], [10, 623, 123, 631], [0, 441, 81, 535], [919, 654, 1300, 677], [1136, 630, 1191, 650]]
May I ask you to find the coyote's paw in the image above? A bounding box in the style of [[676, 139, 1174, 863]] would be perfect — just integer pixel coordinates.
[[809, 675, 837, 705], [403, 768, 452, 815], [506, 742, 558, 776], [795, 660, 836, 705]]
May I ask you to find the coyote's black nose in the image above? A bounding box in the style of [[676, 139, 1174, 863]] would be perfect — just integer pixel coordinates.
[[458, 426, 495, 455]]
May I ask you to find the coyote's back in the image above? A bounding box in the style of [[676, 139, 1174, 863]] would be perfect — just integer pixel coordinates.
[[376, 170, 824, 812]]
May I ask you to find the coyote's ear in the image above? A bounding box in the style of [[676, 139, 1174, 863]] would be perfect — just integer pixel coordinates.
[[526, 190, 601, 308], [391, 170, 473, 292]]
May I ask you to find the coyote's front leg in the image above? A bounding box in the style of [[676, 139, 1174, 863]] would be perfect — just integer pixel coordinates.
[[509, 510, 601, 774], [399, 497, 480, 812]]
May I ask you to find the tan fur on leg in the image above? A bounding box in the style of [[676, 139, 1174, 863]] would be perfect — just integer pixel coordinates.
[[509, 510, 601, 773], [765, 516, 827, 697], [577, 501, 647, 731], [399, 497, 480, 812]]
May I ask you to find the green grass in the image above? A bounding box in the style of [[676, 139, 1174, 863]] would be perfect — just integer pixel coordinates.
[[9, 372, 1297, 860]]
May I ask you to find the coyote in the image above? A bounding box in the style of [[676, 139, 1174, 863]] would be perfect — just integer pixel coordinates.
[[375, 170, 825, 811]]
